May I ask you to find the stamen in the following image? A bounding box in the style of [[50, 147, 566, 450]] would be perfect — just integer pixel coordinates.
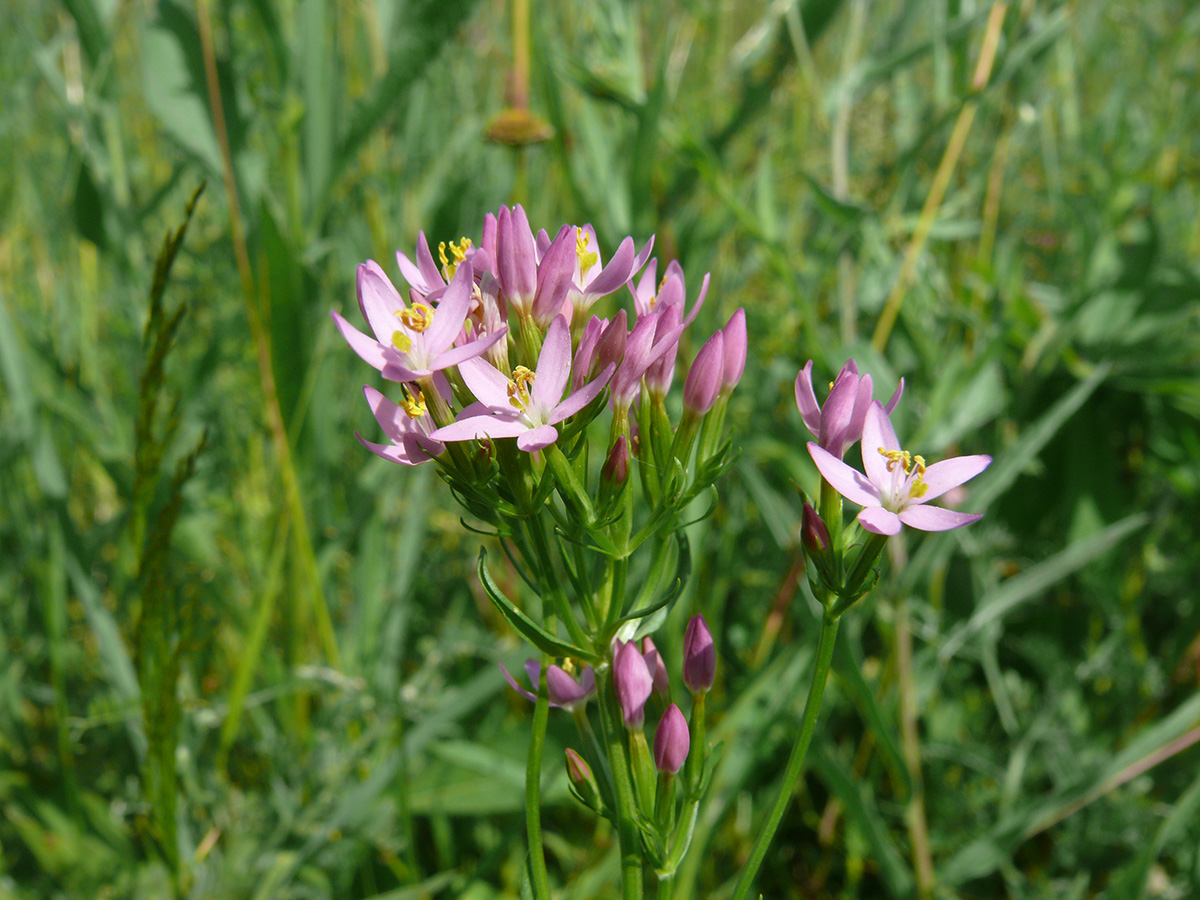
[[878, 447, 913, 473], [575, 229, 599, 274], [398, 302, 435, 332], [438, 237, 472, 280], [391, 331, 413, 353], [401, 390, 427, 419], [561, 658, 578, 677], [507, 365, 536, 410]]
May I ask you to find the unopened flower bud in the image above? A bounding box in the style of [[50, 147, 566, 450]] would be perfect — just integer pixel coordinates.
[[683, 330, 725, 414], [613, 640, 653, 729], [565, 747, 594, 786], [602, 435, 630, 487], [801, 502, 831, 557], [653, 704, 691, 774], [641, 636, 670, 696], [721, 308, 747, 394], [682, 614, 715, 694], [565, 748, 601, 810]]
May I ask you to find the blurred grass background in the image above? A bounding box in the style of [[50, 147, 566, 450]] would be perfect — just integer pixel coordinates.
[[2, 0, 1199, 897]]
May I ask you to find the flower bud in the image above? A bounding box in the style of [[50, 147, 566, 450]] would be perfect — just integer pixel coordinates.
[[565, 747, 594, 786], [682, 614, 715, 694], [601, 435, 629, 488], [613, 640, 653, 729], [683, 330, 725, 415], [532, 225, 575, 329], [641, 636, 670, 697], [565, 748, 601, 810], [653, 704, 691, 774], [721, 308, 747, 394], [801, 502, 831, 556], [497, 205, 537, 314]]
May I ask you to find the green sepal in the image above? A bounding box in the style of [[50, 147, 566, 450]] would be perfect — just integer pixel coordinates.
[[477, 549, 599, 663], [656, 799, 700, 880]]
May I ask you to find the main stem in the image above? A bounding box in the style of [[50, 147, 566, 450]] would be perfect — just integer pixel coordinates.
[[729, 609, 841, 900], [526, 662, 553, 899], [599, 669, 645, 899]]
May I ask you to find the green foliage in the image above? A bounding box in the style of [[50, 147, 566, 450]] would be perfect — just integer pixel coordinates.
[[2, 0, 1199, 898]]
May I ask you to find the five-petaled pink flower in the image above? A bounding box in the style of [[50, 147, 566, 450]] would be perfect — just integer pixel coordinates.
[[808, 401, 991, 535], [430, 315, 614, 453], [332, 259, 506, 383]]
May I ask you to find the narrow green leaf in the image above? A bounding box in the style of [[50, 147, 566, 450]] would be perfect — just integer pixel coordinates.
[[477, 550, 597, 662]]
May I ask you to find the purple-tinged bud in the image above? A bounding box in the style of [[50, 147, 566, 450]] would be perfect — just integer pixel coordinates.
[[565, 747, 593, 785], [594, 310, 628, 376], [532, 225, 576, 329], [613, 640, 653, 729], [641, 637, 670, 697], [644, 301, 682, 397], [683, 614, 715, 694], [601, 435, 629, 487], [801, 503, 831, 557], [565, 748, 601, 809], [572, 316, 605, 391], [653, 704, 691, 774], [721, 308, 746, 394], [496, 205, 537, 314], [683, 330, 725, 415]]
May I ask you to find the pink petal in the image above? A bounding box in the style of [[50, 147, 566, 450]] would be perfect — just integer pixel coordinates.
[[794, 361, 822, 438], [517, 424, 559, 452], [916, 455, 992, 503], [414, 232, 444, 292], [584, 236, 635, 295], [898, 505, 983, 532], [683, 272, 710, 328], [861, 401, 900, 488], [430, 414, 527, 443], [820, 366, 860, 452], [357, 261, 406, 343], [808, 442, 882, 508], [884, 377, 904, 414], [424, 261, 474, 352], [632, 235, 655, 273], [458, 356, 514, 409], [550, 364, 615, 424], [531, 316, 571, 414], [363, 385, 409, 443], [430, 327, 508, 372], [545, 665, 591, 706], [356, 433, 437, 466], [500, 662, 538, 703], [331, 309, 392, 374], [858, 507, 903, 535]]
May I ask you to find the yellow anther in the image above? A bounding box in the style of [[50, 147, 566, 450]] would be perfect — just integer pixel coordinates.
[[507, 365, 536, 410], [575, 228, 599, 273], [912, 454, 927, 477], [561, 658, 578, 677], [438, 237, 472, 280], [398, 302, 435, 332], [878, 447, 913, 473], [401, 390, 428, 419], [391, 331, 413, 353]]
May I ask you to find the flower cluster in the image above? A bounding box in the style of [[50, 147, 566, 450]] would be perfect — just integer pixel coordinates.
[[796, 358, 992, 611]]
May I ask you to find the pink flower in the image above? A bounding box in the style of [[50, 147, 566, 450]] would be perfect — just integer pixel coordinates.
[[808, 402, 991, 535], [356, 384, 444, 466], [795, 359, 903, 459], [500, 660, 596, 713], [653, 704, 690, 774], [332, 260, 505, 383], [430, 315, 613, 453]]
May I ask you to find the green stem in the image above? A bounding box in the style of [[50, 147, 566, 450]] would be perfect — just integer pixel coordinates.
[[526, 661, 553, 899], [599, 668, 645, 899], [526, 515, 592, 652], [729, 609, 841, 900]]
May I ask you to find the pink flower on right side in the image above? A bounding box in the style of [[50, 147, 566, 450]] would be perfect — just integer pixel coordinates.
[[808, 400, 992, 535]]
